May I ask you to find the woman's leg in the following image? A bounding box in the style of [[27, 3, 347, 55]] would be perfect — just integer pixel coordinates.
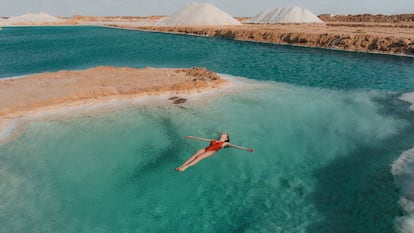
[[179, 150, 216, 171], [176, 149, 205, 170]]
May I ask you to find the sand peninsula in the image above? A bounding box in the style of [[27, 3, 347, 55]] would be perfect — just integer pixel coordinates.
[[0, 66, 227, 141], [0, 66, 227, 118]]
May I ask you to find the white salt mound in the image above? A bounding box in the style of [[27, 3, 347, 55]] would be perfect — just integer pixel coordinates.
[[6, 12, 63, 23], [248, 6, 324, 24], [159, 2, 241, 26], [401, 92, 414, 111]]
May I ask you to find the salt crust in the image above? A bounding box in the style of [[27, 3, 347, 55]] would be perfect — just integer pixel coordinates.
[[395, 93, 414, 233], [0, 74, 266, 145], [400, 92, 414, 111]]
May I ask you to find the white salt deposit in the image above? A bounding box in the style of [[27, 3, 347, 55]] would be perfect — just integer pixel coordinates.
[[392, 147, 414, 233], [6, 12, 63, 24], [159, 2, 241, 26], [248, 6, 324, 24], [401, 92, 414, 111], [393, 94, 414, 233]]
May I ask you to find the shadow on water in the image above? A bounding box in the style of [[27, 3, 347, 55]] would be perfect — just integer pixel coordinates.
[[307, 94, 414, 233], [125, 115, 186, 183]]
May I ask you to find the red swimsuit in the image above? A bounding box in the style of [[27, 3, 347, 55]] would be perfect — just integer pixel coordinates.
[[205, 140, 225, 152]]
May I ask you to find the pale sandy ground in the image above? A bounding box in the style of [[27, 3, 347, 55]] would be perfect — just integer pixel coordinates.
[[2, 15, 412, 38], [65, 16, 414, 40], [0, 66, 228, 143], [0, 16, 165, 26], [241, 23, 413, 38]]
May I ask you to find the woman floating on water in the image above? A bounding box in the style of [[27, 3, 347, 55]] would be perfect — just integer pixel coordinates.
[[176, 132, 254, 172]]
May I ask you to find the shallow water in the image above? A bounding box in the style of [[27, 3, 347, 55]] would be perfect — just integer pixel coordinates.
[[1, 26, 414, 233]]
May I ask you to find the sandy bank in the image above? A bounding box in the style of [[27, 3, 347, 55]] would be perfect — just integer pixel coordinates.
[[107, 23, 414, 56], [0, 66, 227, 124]]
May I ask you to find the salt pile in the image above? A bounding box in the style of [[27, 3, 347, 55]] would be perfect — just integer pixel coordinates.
[[401, 92, 414, 111], [248, 6, 324, 24], [6, 12, 63, 24], [159, 2, 241, 26]]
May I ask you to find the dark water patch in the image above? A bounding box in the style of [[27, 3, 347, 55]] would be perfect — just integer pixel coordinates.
[[307, 95, 414, 233], [308, 144, 401, 233], [124, 115, 186, 183]]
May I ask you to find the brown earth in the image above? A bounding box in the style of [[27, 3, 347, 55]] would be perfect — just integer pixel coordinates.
[[319, 13, 414, 23], [107, 23, 414, 56]]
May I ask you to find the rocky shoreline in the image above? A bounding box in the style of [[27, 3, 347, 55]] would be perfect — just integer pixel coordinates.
[[2, 13, 413, 56], [107, 24, 414, 56]]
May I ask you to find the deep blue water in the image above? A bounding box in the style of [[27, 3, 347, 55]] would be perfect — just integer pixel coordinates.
[[1, 26, 414, 233]]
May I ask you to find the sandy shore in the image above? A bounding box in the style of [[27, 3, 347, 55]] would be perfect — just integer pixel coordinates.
[[0, 66, 227, 142], [0, 66, 227, 118]]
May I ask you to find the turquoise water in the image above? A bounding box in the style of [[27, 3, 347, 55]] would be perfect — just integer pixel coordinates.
[[1, 26, 414, 233], [1, 26, 414, 90]]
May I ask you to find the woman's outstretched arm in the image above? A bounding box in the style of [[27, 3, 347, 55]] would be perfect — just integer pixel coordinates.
[[226, 143, 254, 152], [185, 136, 212, 142]]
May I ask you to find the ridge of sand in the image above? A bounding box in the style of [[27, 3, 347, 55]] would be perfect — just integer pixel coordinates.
[[0, 66, 227, 137]]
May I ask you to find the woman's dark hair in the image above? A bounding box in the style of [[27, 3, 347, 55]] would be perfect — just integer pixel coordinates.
[[219, 132, 230, 142]]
